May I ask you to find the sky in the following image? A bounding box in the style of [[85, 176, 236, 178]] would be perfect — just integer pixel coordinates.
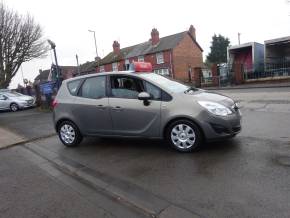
[[4, 0, 290, 88]]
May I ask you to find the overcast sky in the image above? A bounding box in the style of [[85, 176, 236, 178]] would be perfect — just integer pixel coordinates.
[[5, 0, 290, 88]]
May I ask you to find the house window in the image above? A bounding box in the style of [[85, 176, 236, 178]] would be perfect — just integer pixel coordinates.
[[112, 62, 118, 71], [154, 68, 169, 76], [138, 56, 144, 62], [99, 66, 105, 72], [156, 52, 164, 64], [125, 59, 130, 70]]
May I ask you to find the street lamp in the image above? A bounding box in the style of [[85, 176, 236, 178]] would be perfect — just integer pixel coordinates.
[[88, 29, 99, 58], [47, 39, 61, 89]]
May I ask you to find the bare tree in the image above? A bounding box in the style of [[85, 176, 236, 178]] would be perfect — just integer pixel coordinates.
[[0, 3, 48, 88]]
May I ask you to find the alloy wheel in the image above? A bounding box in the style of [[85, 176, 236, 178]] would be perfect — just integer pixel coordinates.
[[170, 124, 196, 149]]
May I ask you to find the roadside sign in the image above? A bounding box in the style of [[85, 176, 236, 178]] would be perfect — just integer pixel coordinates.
[[40, 81, 55, 95]]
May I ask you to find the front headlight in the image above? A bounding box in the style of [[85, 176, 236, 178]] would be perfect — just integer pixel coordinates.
[[198, 101, 233, 116]]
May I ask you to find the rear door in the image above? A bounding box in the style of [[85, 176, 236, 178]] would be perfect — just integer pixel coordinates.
[[108, 75, 161, 137], [72, 76, 113, 135]]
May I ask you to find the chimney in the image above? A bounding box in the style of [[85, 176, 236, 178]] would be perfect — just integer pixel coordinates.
[[151, 28, 160, 46], [188, 25, 196, 40], [113, 41, 120, 55]]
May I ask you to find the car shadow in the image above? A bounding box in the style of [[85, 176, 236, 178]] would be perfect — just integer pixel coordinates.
[[79, 136, 241, 154]]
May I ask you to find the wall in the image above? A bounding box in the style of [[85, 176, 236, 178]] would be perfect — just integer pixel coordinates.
[[172, 33, 203, 81], [97, 50, 173, 75]]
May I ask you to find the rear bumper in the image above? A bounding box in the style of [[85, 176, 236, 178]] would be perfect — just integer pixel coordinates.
[[199, 110, 242, 142]]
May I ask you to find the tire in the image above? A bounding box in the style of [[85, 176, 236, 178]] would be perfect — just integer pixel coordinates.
[[10, 103, 19, 112], [166, 119, 203, 152], [57, 120, 83, 147]]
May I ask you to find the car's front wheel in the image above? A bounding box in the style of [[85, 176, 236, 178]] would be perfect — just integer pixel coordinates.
[[166, 120, 203, 152], [58, 121, 83, 147], [10, 103, 19, 112]]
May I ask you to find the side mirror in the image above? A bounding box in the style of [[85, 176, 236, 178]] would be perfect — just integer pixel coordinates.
[[138, 92, 151, 101], [138, 92, 151, 106]]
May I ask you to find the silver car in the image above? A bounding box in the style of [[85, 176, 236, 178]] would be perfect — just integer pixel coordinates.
[[0, 92, 35, 112], [53, 71, 241, 152]]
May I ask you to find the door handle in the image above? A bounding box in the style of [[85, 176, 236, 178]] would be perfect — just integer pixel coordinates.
[[112, 106, 123, 112], [96, 104, 106, 110]]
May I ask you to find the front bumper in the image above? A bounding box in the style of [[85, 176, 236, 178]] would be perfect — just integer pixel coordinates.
[[199, 109, 242, 142], [18, 100, 36, 108]]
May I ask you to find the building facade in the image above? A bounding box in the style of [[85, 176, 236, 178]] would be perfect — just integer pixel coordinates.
[[96, 25, 203, 82]]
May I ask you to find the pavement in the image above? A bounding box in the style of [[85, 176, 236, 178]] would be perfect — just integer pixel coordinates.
[[1, 87, 290, 218], [0, 127, 26, 149]]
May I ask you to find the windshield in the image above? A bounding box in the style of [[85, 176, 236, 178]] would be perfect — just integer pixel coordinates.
[[140, 73, 189, 93]]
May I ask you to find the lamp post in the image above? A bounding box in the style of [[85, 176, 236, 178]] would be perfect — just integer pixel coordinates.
[[47, 39, 61, 89], [238, 32, 241, 45], [88, 30, 99, 58]]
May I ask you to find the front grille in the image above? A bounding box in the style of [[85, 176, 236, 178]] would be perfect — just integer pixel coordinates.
[[210, 123, 231, 134], [26, 100, 33, 105], [232, 126, 241, 133]]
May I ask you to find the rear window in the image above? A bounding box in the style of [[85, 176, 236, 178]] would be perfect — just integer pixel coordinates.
[[67, 79, 82, 96], [79, 76, 106, 99]]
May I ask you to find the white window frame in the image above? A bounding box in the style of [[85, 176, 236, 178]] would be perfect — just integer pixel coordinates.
[[138, 56, 144, 62], [154, 68, 169, 76], [156, 52, 164, 64], [99, 65, 105, 72], [112, 62, 118, 72]]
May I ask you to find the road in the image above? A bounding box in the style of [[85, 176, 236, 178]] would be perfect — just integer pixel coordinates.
[[0, 87, 290, 218]]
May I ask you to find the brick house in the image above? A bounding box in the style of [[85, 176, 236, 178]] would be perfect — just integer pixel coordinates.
[[96, 25, 203, 82]]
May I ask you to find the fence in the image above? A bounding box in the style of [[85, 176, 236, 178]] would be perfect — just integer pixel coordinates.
[[243, 61, 290, 80]]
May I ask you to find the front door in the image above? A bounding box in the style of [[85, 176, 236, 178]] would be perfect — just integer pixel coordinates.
[[72, 76, 112, 135], [108, 75, 161, 137], [0, 94, 9, 109]]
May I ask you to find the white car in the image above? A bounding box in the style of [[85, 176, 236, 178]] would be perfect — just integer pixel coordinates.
[[0, 92, 35, 112]]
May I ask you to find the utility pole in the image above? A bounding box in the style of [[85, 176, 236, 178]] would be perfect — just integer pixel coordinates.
[[47, 39, 61, 89], [88, 30, 99, 58], [76, 54, 80, 76], [238, 32, 241, 45]]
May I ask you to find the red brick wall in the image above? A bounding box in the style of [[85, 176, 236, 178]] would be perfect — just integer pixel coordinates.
[[143, 50, 173, 75], [172, 33, 203, 81], [96, 50, 173, 75]]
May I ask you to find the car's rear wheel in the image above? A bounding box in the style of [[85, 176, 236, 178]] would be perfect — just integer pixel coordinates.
[[166, 120, 203, 152], [58, 121, 82, 147], [10, 103, 19, 112]]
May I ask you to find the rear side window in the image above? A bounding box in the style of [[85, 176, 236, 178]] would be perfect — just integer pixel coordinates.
[[79, 76, 106, 99], [67, 79, 82, 96]]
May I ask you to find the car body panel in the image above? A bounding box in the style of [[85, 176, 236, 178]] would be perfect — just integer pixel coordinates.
[[108, 97, 161, 137], [53, 71, 241, 142]]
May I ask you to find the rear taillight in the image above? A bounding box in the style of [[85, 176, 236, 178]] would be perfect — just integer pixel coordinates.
[[52, 99, 58, 108]]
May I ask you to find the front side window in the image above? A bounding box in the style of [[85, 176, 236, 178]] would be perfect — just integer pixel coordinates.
[[79, 76, 106, 99], [156, 52, 164, 64], [112, 62, 118, 71], [110, 76, 144, 99], [144, 81, 161, 100]]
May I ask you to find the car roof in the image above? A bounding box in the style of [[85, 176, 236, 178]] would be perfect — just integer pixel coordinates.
[[64, 71, 153, 83]]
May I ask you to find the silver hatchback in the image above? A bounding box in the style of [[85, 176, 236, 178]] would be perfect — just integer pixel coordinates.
[[53, 71, 241, 152], [0, 92, 35, 112]]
